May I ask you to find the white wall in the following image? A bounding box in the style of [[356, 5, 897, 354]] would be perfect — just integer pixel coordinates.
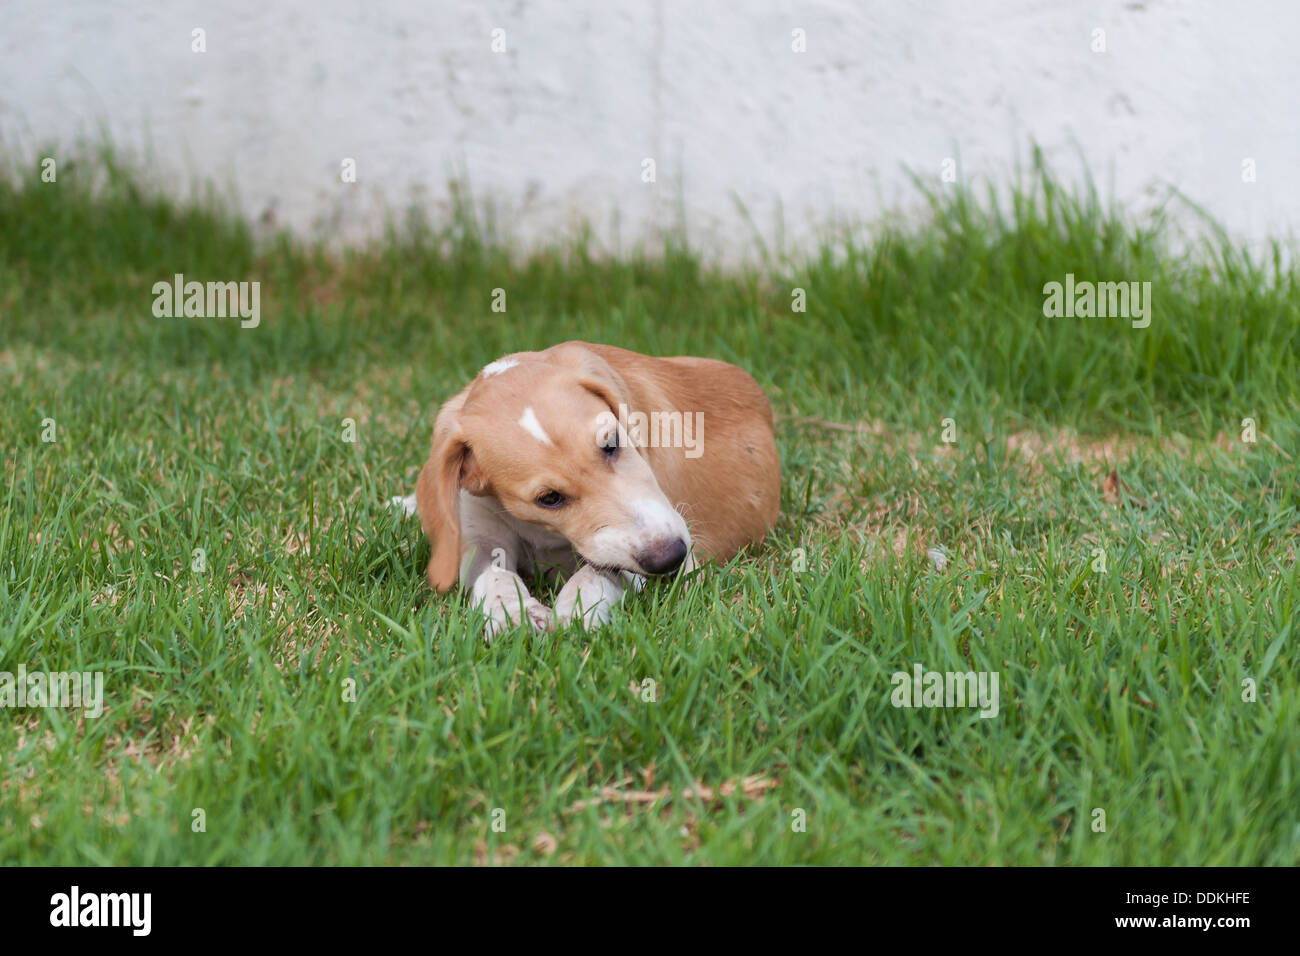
[[4, 0, 1297, 258]]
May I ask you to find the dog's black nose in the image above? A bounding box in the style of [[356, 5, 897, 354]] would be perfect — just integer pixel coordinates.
[[636, 537, 689, 575]]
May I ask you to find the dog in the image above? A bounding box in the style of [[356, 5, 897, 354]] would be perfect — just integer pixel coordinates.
[[408, 341, 781, 638]]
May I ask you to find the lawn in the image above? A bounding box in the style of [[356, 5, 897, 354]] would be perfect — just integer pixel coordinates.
[[1, 154, 1297, 864]]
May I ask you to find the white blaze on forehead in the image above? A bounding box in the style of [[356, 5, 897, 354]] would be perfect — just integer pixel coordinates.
[[481, 359, 518, 378], [517, 406, 553, 445]]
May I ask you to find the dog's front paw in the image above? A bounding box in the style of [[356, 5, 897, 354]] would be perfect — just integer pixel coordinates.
[[555, 597, 615, 631], [482, 596, 554, 642], [525, 598, 555, 633], [554, 565, 626, 631]]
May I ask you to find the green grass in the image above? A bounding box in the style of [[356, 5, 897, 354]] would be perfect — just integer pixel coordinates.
[[1, 152, 1297, 864]]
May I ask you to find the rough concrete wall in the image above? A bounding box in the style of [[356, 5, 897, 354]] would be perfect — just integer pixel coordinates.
[[3, 0, 1296, 256]]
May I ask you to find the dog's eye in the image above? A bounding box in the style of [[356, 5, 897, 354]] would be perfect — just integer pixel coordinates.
[[535, 490, 567, 509], [600, 430, 619, 458]]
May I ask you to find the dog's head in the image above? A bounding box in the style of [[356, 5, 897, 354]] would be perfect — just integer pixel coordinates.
[[418, 348, 692, 591]]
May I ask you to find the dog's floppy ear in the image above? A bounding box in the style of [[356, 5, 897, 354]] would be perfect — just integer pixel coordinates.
[[574, 353, 632, 419], [416, 390, 484, 593]]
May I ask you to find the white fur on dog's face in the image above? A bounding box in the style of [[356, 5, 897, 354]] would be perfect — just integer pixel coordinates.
[[457, 366, 692, 576]]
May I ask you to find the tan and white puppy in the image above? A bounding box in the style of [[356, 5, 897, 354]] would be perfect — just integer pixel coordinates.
[[411, 341, 780, 638]]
